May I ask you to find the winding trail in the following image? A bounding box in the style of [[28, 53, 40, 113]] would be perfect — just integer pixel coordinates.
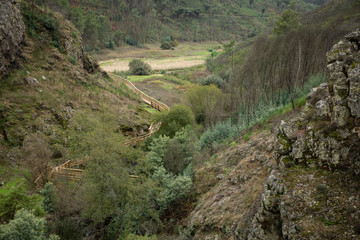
[[35, 74, 170, 187]]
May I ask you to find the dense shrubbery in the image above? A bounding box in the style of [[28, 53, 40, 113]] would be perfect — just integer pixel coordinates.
[[0, 209, 59, 240], [160, 42, 172, 50], [0, 178, 44, 223], [153, 104, 195, 138], [185, 85, 225, 126], [148, 134, 194, 213], [129, 59, 152, 75], [199, 74, 326, 149], [198, 74, 225, 89]]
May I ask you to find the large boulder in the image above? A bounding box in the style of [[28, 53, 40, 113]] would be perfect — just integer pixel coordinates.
[[0, 0, 25, 79]]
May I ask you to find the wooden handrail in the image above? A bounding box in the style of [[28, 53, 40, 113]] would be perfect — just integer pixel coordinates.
[[109, 73, 170, 112], [36, 74, 169, 187]]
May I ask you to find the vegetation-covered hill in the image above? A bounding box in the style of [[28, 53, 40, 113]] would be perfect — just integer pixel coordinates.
[[1, 0, 360, 239], [198, 0, 360, 149], [38, 0, 330, 50]]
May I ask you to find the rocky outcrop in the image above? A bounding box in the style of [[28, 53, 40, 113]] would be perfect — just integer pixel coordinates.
[[0, 0, 25, 79], [246, 29, 360, 240], [55, 12, 99, 73], [187, 132, 276, 240], [274, 28, 360, 175]]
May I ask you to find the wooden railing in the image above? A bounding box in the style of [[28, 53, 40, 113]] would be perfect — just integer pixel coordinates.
[[109, 73, 170, 112], [35, 74, 169, 187]]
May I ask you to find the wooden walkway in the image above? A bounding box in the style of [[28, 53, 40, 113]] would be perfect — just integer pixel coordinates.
[[35, 74, 169, 188], [109, 73, 169, 112]]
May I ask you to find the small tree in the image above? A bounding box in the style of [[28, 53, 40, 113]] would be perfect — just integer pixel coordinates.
[[199, 74, 225, 89], [0, 209, 59, 240], [273, 8, 301, 35], [153, 104, 195, 138], [160, 42, 171, 50], [129, 59, 152, 75]]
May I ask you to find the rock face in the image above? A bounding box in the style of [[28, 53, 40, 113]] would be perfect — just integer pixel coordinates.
[[246, 29, 360, 240], [55, 12, 99, 73], [275, 28, 360, 175], [0, 0, 25, 79]]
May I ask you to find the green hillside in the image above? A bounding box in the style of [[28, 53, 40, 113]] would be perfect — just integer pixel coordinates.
[[38, 0, 330, 50]]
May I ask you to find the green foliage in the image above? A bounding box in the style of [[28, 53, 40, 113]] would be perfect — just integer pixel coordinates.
[[0, 209, 59, 240], [129, 59, 152, 75], [199, 74, 326, 149], [153, 104, 195, 138], [148, 136, 193, 213], [66, 112, 159, 238], [124, 233, 158, 240], [0, 178, 44, 223], [199, 121, 238, 149], [185, 85, 223, 125], [273, 8, 301, 35], [36, 0, 325, 51], [163, 127, 198, 175], [21, 2, 62, 51], [40, 182, 56, 213], [160, 42, 172, 50], [198, 74, 225, 89]]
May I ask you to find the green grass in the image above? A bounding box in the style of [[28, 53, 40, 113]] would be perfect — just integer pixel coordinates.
[[128, 75, 155, 82], [144, 106, 158, 114]]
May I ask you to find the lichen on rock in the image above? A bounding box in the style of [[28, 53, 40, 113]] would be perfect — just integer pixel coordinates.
[[0, 0, 25, 79]]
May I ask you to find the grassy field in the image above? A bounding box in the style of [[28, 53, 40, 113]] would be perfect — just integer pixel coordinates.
[[96, 42, 221, 72]]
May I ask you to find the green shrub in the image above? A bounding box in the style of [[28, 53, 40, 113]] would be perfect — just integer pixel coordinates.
[[40, 182, 56, 213], [129, 59, 152, 75], [160, 41, 172, 50], [125, 36, 137, 46], [123, 234, 158, 240], [0, 178, 44, 223], [149, 136, 193, 213], [198, 74, 225, 89], [170, 40, 179, 47], [153, 104, 195, 138], [0, 209, 59, 240], [163, 127, 197, 175], [199, 74, 326, 149]]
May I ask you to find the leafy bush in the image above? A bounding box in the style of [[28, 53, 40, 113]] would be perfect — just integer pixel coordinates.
[[0, 209, 59, 240], [153, 104, 195, 138], [129, 59, 152, 75], [125, 36, 137, 46], [124, 234, 158, 240], [164, 127, 197, 175], [199, 74, 326, 149], [160, 42, 172, 50], [198, 74, 225, 89], [273, 9, 301, 35], [40, 182, 56, 213], [170, 40, 179, 47], [0, 178, 44, 223], [148, 136, 193, 213], [185, 85, 223, 125]]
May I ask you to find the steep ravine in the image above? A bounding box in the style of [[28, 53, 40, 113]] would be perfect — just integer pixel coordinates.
[[187, 29, 360, 240]]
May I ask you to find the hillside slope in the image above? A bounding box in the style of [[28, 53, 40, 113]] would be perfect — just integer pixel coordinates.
[[0, 1, 150, 185], [40, 0, 330, 50], [187, 28, 360, 240]]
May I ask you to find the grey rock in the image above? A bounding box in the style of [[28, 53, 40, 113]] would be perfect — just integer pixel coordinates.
[[0, 0, 25, 79], [24, 77, 39, 86]]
